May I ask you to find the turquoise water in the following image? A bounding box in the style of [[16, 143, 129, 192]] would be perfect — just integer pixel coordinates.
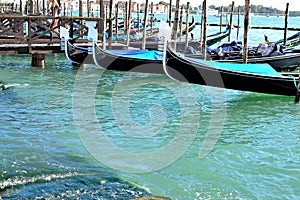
[[1, 15, 300, 199]]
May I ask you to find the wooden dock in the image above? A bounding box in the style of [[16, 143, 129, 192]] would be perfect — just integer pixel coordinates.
[[0, 14, 103, 66]]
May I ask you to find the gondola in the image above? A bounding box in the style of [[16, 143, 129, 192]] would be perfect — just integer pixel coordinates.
[[265, 32, 300, 49], [67, 23, 229, 65], [92, 40, 165, 74], [177, 15, 196, 37], [163, 44, 300, 97], [65, 39, 95, 64], [206, 26, 230, 46], [208, 42, 300, 71], [177, 26, 230, 52]]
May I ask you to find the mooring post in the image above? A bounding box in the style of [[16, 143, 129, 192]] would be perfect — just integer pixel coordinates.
[[137, 3, 140, 33], [184, 2, 190, 49], [99, 0, 104, 41], [228, 1, 234, 42], [63, 2, 66, 16], [199, 2, 205, 48], [202, 0, 207, 60], [284, 3, 289, 45], [123, 1, 127, 34], [69, 16, 74, 38], [29, 0, 33, 14], [108, 0, 114, 49], [178, 5, 183, 41], [20, 0, 23, 14], [237, 6, 240, 40], [243, 0, 250, 64], [219, 6, 223, 32], [79, 0, 83, 17], [150, 2, 154, 35], [36, 0, 39, 14], [115, 3, 119, 40], [170, 0, 179, 51], [125, 0, 132, 49], [141, 0, 149, 50], [42, 0, 45, 15], [31, 54, 45, 67], [87, 0, 90, 17], [168, 0, 172, 27], [102, 5, 107, 50]]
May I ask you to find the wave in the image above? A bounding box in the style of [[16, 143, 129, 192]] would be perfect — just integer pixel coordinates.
[[0, 172, 86, 190]]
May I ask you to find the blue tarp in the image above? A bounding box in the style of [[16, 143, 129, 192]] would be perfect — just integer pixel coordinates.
[[107, 50, 163, 60], [190, 58, 283, 76]]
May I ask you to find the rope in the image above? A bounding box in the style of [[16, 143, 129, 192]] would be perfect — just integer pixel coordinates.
[[288, 75, 300, 93]]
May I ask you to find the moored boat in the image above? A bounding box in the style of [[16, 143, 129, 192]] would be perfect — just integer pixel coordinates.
[[92, 40, 165, 74], [163, 43, 300, 97], [65, 39, 94, 64], [208, 41, 300, 71]]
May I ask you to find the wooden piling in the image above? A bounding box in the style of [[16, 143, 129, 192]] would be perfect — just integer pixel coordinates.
[[99, 0, 105, 41], [171, 0, 179, 51], [243, 0, 250, 64], [79, 0, 83, 17], [202, 0, 207, 60], [184, 2, 190, 49], [137, 3, 140, 33], [36, 0, 39, 14], [31, 53, 45, 67], [141, 0, 149, 50], [124, 2, 128, 39], [29, 0, 33, 14], [237, 6, 240, 40], [102, 5, 107, 50], [115, 3, 119, 39], [87, 0, 90, 17], [168, 0, 172, 27], [179, 5, 183, 41], [125, 0, 132, 49], [199, 2, 205, 46], [150, 2, 154, 35], [284, 3, 289, 45], [228, 1, 234, 42], [219, 6, 223, 32], [20, 0, 23, 14], [63, 3, 66, 16], [108, 0, 114, 48]]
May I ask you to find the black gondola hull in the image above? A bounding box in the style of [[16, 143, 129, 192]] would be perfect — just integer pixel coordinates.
[[66, 39, 95, 64], [215, 52, 300, 71], [93, 41, 164, 74], [164, 45, 298, 96]]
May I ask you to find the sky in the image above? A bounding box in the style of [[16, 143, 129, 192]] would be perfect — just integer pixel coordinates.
[[135, 0, 300, 11]]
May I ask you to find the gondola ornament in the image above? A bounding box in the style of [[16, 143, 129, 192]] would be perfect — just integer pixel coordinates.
[[158, 20, 171, 77]]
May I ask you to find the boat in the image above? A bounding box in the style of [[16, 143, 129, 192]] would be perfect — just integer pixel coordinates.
[[92, 40, 165, 74], [66, 24, 229, 65], [206, 26, 230, 46], [163, 43, 300, 97], [275, 32, 300, 49], [65, 39, 94, 64], [177, 15, 196, 38], [180, 26, 230, 52], [207, 41, 300, 71]]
